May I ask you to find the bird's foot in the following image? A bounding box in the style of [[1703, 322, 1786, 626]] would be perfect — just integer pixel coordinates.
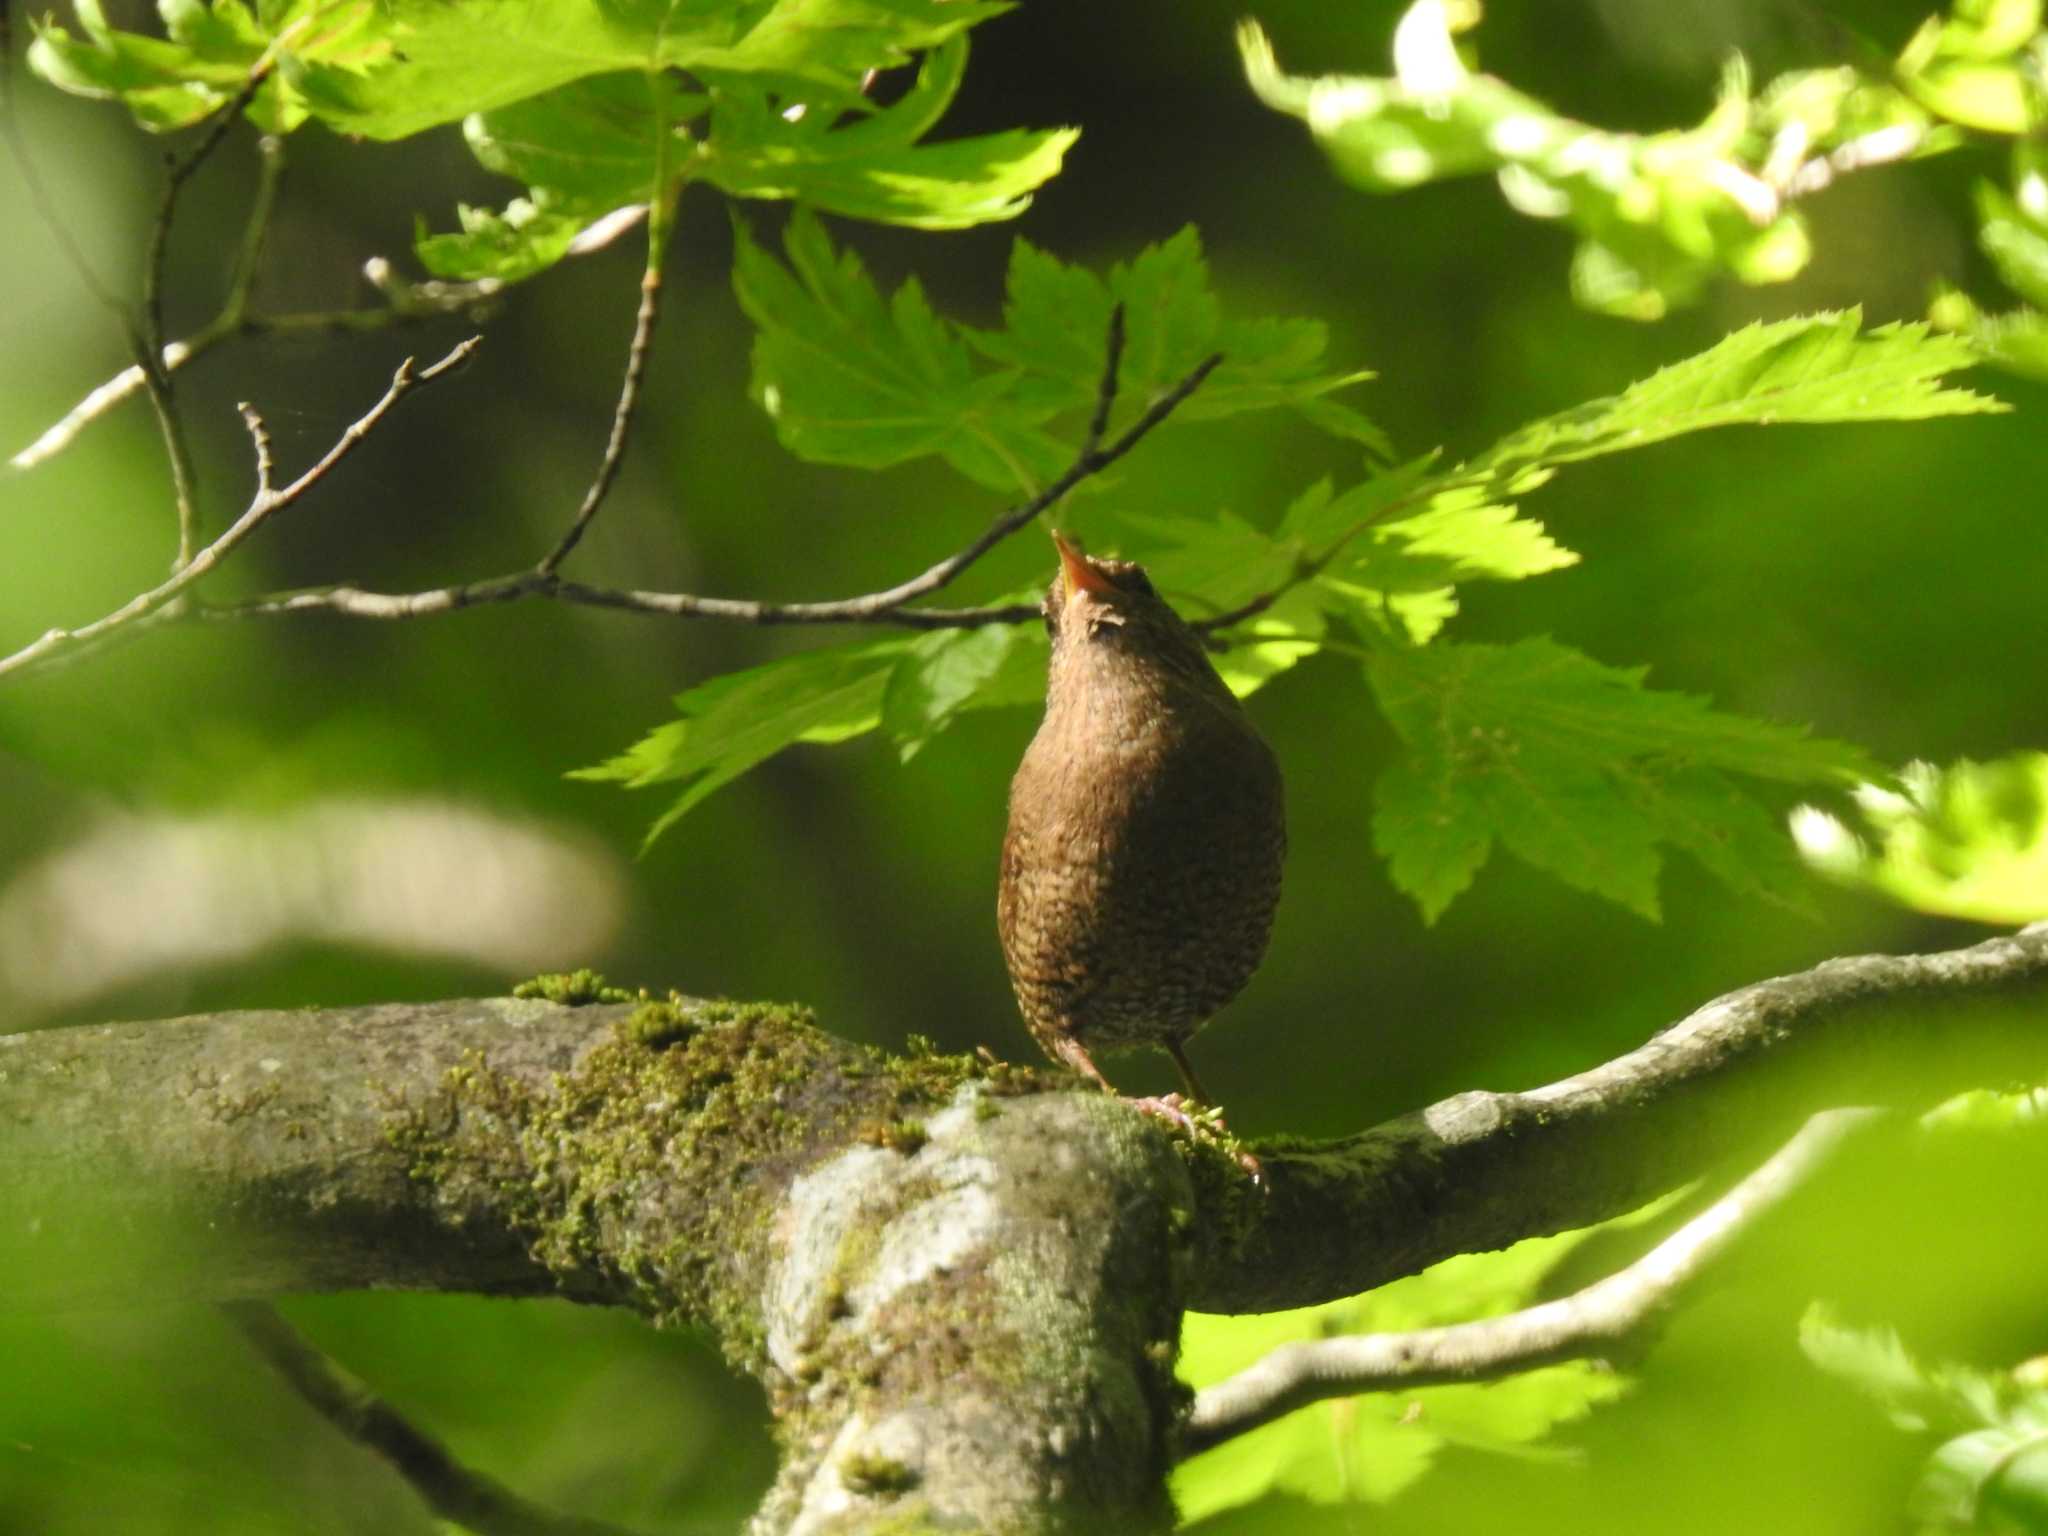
[[1122, 1093, 1263, 1186]]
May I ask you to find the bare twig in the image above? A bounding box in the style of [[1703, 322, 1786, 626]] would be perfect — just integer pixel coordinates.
[[0, 338, 480, 682], [10, 302, 474, 471], [536, 253, 666, 577], [1083, 302, 1128, 456], [6, 138, 492, 475], [237, 400, 275, 496], [1190, 471, 1454, 635], [145, 74, 266, 365], [1700, 121, 1930, 233], [143, 75, 259, 565], [133, 343, 205, 570], [126, 119, 285, 561], [186, 332, 1211, 632], [13, 313, 1212, 667], [1180, 1107, 1883, 1457], [222, 1301, 646, 1536], [201, 577, 1042, 630], [536, 105, 679, 578]]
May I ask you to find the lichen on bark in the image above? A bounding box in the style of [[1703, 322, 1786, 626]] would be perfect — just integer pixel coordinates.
[[382, 996, 1194, 1531]]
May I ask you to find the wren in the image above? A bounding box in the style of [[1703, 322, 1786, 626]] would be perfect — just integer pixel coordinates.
[[997, 530, 1286, 1107]]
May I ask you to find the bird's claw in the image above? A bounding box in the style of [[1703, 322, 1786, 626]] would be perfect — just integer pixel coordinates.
[[1121, 1093, 1264, 1186]]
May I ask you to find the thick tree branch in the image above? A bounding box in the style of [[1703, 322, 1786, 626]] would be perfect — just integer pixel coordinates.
[[0, 996, 1190, 1533], [1194, 922, 2048, 1312], [1179, 1105, 1882, 1456], [6, 928, 2042, 1528], [224, 1300, 645, 1536]]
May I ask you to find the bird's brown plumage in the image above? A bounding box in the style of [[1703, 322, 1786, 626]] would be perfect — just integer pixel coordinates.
[[997, 532, 1285, 1100]]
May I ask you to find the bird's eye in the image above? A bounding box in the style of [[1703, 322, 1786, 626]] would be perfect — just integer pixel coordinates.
[[1109, 566, 1154, 597], [1084, 609, 1128, 636]]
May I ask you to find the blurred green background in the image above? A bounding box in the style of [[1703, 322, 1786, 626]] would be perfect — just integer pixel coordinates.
[[2, 0, 2045, 1531]]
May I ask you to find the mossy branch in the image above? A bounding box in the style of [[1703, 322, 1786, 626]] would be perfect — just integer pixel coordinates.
[[4, 923, 2046, 1529]]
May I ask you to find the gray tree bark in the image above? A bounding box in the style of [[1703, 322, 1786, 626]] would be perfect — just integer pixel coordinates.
[[2, 923, 2045, 1532]]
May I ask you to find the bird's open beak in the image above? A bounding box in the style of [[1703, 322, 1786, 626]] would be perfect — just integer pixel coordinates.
[[1052, 530, 1116, 605]]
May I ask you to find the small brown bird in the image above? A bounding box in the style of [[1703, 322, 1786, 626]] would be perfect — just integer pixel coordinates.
[[997, 530, 1286, 1108]]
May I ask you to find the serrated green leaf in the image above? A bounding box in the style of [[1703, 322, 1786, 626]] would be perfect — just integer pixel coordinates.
[[1917, 1409, 2048, 1532], [28, 0, 386, 134], [1475, 312, 2005, 482], [413, 193, 593, 283], [734, 210, 1070, 490], [1209, 587, 1328, 698], [299, 0, 1008, 142], [968, 226, 1388, 451], [1793, 753, 2048, 924], [1800, 1304, 1944, 1431], [1370, 749, 1495, 921], [1368, 637, 1873, 922], [417, 32, 1064, 280], [697, 39, 1077, 228], [1928, 286, 2048, 380], [1626, 764, 1817, 914], [571, 640, 908, 848], [412, 71, 697, 280], [881, 621, 1043, 760], [1238, 13, 1818, 319], [470, 72, 707, 207], [30, 0, 1021, 154], [1978, 182, 2048, 310]]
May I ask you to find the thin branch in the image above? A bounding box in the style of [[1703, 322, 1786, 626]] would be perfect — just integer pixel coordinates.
[[137, 79, 264, 571], [0, 338, 480, 682], [1190, 471, 1451, 635], [734, 339, 1220, 625], [133, 338, 205, 571], [222, 1301, 646, 1536], [9, 301, 475, 472], [1083, 302, 1127, 456], [201, 577, 1043, 630], [6, 126, 281, 478], [536, 100, 680, 579], [7, 139, 499, 476], [145, 74, 266, 369], [1180, 1107, 1883, 1457], [14, 313, 1213, 664], [535, 246, 666, 577], [237, 400, 275, 496]]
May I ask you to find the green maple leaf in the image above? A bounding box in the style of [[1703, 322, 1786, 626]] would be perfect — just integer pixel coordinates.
[[1369, 637, 1877, 921]]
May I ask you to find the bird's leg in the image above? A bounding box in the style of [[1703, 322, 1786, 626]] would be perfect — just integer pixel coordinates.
[[1050, 1034, 1123, 1094], [1165, 1039, 1211, 1105], [1052, 1036, 1197, 1126]]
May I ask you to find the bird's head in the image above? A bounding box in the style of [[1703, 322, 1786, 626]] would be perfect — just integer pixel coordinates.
[[1041, 530, 1224, 696]]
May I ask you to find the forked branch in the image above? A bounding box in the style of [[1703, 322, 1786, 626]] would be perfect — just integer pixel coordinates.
[[0, 338, 481, 681], [3, 305, 1217, 685]]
